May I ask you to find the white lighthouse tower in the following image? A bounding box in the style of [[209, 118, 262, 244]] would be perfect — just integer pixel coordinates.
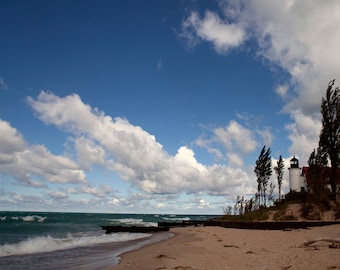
[[288, 156, 303, 192]]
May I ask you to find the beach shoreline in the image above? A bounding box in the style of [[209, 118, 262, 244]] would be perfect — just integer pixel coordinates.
[[108, 224, 340, 270]]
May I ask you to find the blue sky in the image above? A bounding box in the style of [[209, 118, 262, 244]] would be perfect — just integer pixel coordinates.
[[1, 0, 339, 214]]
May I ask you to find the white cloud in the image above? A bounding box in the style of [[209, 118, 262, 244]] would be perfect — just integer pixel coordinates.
[[195, 136, 224, 161], [249, 0, 340, 154], [204, 164, 253, 196], [0, 119, 87, 186], [12, 194, 45, 204], [72, 137, 106, 169], [285, 110, 321, 164], [180, 10, 246, 53], [47, 191, 68, 200], [244, 0, 340, 114], [256, 126, 273, 147], [195, 197, 210, 209], [275, 84, 289, 98], [227, 152, 243, 167], [182, 0, 340, 161], [195, 120, 270, 171], [27, 91, 256, 196], [213, 120, 258, 154], [81, 184, 113, 197], [110, 197, 120, 206], [15, 145, 86, 185], [175, 146, 207, 173], [0, 120, 26, 164]]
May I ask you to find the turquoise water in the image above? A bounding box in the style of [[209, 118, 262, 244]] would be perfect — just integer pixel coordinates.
[[0, 212, 219, 269]]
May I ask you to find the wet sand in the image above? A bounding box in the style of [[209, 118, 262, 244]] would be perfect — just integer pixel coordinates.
[[108, 224, 340, 270]]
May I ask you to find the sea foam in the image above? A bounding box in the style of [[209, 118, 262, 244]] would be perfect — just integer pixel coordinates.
[[107, 218, 158, 227], [0, 232, 150, 257], [162, 216, 191, 221], [0, 215, 47, 223], [21, 215, 47, 222]]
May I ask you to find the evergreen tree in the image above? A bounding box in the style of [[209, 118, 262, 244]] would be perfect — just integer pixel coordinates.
[[307, 146, 329, 212], [319, 79, 340, 193], [274, 155, 285, 199], [254, 146, 272, 206]]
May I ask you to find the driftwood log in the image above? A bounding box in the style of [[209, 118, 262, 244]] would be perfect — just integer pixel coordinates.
[[299, 237, 340, 248]]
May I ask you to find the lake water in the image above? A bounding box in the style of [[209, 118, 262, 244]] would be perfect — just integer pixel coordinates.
[[0, 211, 219, 269]]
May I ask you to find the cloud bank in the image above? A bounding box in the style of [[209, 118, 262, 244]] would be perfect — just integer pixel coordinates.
[[2, 90, 268, 212], [26, 91, 254, 196]]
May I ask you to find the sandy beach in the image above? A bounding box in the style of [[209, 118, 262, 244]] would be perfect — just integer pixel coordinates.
[[109, 224, 340, 270]]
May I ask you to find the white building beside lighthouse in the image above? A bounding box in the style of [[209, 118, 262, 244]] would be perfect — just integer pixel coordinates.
[[288, 156, 306, 192]]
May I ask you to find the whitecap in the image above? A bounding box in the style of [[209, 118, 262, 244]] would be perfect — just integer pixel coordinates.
[[162, 217, 191, 221], [21, 215, 47, 222], [0, 232, 150, 257], [107, 218, 157, 227]]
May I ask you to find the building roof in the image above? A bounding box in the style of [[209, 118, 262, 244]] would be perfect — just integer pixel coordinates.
[[290, 156, 298, 162]]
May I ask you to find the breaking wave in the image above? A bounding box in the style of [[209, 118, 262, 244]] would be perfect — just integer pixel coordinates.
[[106, 218, 158, 227], [0, 215, 47, 223], [0, 232, 150, 257], [162, 217, 191, 221]]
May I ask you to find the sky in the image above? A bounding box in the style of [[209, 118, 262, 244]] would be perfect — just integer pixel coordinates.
[[0, 0, 339, 214]]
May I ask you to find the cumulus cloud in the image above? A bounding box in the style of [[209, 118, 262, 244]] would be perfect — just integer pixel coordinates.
[[0, 119, 87, 186], [227, 152, 243, 168], [0, 120, 26, 164], [27, 91, 255, 196], [180, 10, 246, 53], [47, 191, 68, 200], [285, 110, 322, 162], [81, 184, 113, 197], [214, 120, 257, 154], [175, 146, 207, 173], [256, 127, 273, 147], [275, 84, 289, 98], [196, 120, 262, 168], [72, 136, 106, 169], [181, 0, 340, 165]]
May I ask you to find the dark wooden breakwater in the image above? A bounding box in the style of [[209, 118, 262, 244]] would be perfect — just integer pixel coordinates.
[[158, 220, 340, 230], [203, 220, 340, 230], [101, 225, 169, 234], [101, 220, 340, 234]]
